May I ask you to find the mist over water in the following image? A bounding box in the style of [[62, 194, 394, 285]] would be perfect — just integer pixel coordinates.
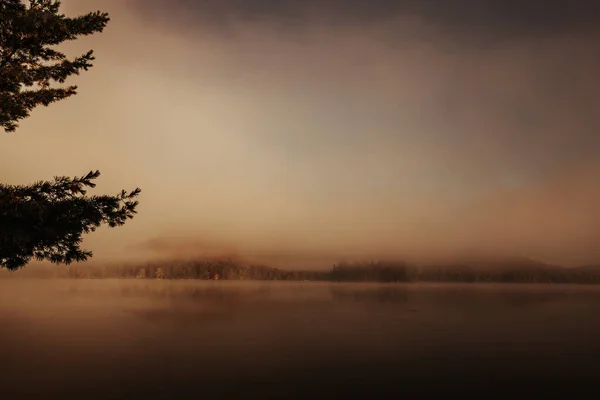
[[2, 280, 600, 398]]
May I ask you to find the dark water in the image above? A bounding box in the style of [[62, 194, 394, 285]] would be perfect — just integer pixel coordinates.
[[2, 280, 600, 398]]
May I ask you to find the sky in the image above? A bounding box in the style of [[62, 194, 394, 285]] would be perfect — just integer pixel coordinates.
[[2, 0, 600, 267]]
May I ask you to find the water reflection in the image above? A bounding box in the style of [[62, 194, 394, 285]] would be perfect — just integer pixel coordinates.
[[2, 280, 600, 398], [120, 284, 275, 326], [329, 283, 600, 310], [331, 286, 409, 304]]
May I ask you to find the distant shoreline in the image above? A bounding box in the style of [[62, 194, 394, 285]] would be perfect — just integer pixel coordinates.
[[3, 258, 600, 284]]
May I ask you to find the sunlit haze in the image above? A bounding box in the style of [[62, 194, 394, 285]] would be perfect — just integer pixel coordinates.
[[3, 0, 600, 268]]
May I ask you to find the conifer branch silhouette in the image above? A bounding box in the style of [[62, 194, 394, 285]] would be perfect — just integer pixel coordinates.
[[0, 0, 141, 270]]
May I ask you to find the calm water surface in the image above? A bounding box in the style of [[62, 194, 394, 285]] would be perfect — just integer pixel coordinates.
[[2, 280, 600, 398]]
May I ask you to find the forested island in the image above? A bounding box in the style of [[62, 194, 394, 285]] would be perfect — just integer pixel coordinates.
[[3, 257, 600, 284]]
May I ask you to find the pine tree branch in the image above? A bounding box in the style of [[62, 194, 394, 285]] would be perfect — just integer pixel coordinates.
[[1, 1, 141, 270]]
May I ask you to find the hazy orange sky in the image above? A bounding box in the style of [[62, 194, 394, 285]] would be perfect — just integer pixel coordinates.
[[2, 0, 600, 268]]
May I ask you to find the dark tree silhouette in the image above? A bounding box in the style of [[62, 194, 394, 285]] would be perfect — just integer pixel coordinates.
[[0, 0, 140, 270]]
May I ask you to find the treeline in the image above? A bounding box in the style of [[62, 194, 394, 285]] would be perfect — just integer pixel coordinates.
[[3, 258, 600, 284], [330, 261, 418, 282], [0, 258, 329, 281]]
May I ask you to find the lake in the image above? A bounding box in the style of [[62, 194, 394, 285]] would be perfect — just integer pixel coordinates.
[[2, 280, 600, 398]]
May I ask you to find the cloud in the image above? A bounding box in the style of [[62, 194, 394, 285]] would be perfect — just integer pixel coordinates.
[[132, 0, 600, 42]]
